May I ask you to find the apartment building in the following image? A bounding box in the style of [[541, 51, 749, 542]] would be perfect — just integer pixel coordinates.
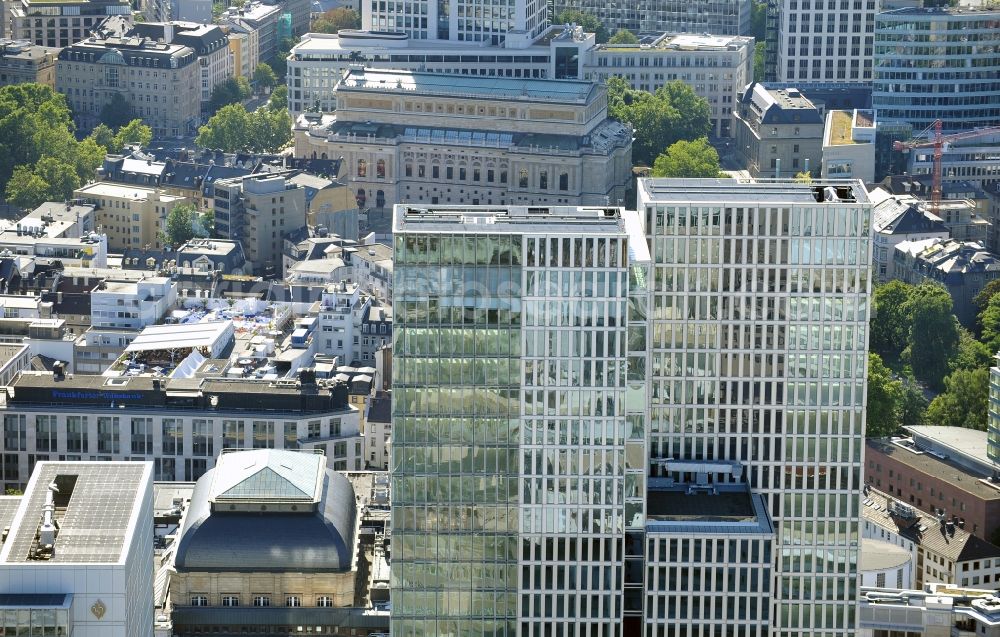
[[294, 69, 632, 210], [55, 29, 200, 135], [132, 21, 233, 105], [391, 204, 651, 637], [734, 83, 825, 178], [874, 6, 1000, 132], [89, 276, 176, 329], [213, 174, 308, 276], [73, 182, 191, 252], [551, 0, 751, 35], [0, 370, 365, 487], [638, 178, 871, 636], [0, 39, 58, 87], [893, 237, 1000, 328], [8, 0, 131, 48], [869, 188, 949, 282]]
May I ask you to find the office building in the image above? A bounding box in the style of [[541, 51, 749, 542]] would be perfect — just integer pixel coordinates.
[[213, 174, 308, 276], [392, 204, 651, 637], [550, 0, 750, 35], [892, 237, 1000, 328], [0, 39, 58, 88], [0, 461, 154, 637], [861, 584, 1000, 637], [286, 28, 751, 139], [0, 369, 365, 488], [168, 448, 389, 636], [363, 0, 547, 43], [862, 487, 1000, 590], [874, 6, 1000, 133], [89, 276, 177, 329], [638, 178, 872, 635], [734, 83, 825, 178], [859, 538, 912, 590], [217, 2, 282, 64], [56, 29, 201, 136], [8, 0, 131, 48], [767, 0, 883, 83], [867, 427, 1000, 545], [294, 69, 632, 210]]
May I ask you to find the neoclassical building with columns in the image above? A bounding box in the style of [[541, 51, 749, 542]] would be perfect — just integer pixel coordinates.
[[293, 69, 632, 210]]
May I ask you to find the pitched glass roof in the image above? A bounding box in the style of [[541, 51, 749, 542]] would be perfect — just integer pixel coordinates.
[[209, 449, 323, 502]]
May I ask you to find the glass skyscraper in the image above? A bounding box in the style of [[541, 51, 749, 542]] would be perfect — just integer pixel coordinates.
[[638, 179, 871, 637], [391, 204, 650, 637], [390, 178, 871, 636]]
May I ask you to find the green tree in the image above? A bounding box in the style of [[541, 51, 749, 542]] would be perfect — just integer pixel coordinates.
[[926, 367, 989, 430], [199, 210, 215, 236], [607, 29, 639, 45], [89, 123, 116, 153], [980, 293, 1000, 354], [866, 353, 904, 438], [651, 137, 723, 178], [871, 280, 914, 360], [606, 77, 711, 166], [253, 62, 278, 91], [899, 379, 928, 428], [268, 85, 288, 111], [750, 0, 766, 40], [196, 103, 252, 152], [164, 203, 197, 246], [5, 156, 81, 209], [0, 83, 76, 184], [311, 7, 361, 32], [903, 282, 961, 390], [249, 107, 292, 152], [197, 103, 291, 153], [73, 137, 106, 183], [99, 93, 133, 129], [113, 119, 153, 151], [974, 279, 1000, 315], [794, 170, 812, 183], [753, 41, 765, 82], [208, 77, 252, 113], [553, 9, 610, 43], [952, 328, 993, 372]]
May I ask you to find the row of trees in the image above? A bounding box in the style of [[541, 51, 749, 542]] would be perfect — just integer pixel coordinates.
[[867, 280, 1000, 436], [0, 84, 155, 209], [195, 99, 292, 153], [311, 7, 361, 33]]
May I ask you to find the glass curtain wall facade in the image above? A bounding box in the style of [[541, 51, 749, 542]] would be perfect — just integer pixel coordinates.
[[637, 179, 871, 637], [392, 205, 645, 637]]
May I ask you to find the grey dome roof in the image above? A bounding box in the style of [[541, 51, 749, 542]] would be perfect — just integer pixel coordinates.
[[173, 459, 356, 573]]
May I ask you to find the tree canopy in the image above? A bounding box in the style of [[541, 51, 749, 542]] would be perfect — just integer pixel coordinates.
[[268, 85, 288, 111], [311, 7, 361, 33], [208, 76, 252, 113], [553, 9, 609, 43], [99, 93, 134, 129], [927, 367, 989, 430], [196, 103, 292, 153], [607, 77, 712, 166], [871, 280, 914, 360], [0, 83, 104, 208], [163, 203, 198, 247], [607, 29, 639, 45], [651, 137, 723, 178], [903, 282, 961, 390], [253, 63, 278, 90], [866, 354, 904, 438]]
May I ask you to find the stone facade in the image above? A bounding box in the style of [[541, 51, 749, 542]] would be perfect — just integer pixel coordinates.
[[294, 69, 632, 210]]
